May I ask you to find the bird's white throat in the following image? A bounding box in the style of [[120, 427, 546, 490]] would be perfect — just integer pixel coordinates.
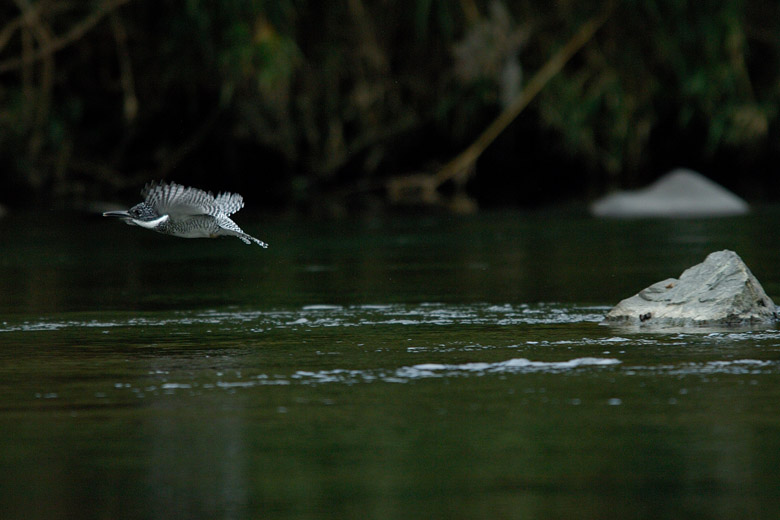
[[134, 214, 169, 229]]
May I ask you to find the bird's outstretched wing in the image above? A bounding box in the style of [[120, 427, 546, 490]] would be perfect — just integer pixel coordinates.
[[215, 192, 245, 216], [142, 182, 222, 217]]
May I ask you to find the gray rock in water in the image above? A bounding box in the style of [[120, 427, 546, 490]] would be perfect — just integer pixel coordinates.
[[603, 250, 777, 327], [590, 168, 749, 217]]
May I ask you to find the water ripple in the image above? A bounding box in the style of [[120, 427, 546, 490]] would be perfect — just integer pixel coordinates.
[[0, 303, 609, 333], [108, 357, 780, 396]]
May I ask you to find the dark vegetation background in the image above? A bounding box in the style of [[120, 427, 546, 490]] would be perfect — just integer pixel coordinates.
[[1, 0, 778, 214]]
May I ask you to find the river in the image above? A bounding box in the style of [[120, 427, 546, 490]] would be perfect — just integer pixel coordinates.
[[2, 208, 780, 519]]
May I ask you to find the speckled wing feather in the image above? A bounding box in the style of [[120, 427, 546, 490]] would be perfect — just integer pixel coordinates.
[[142, 182, 222, 217], [215, 192, 245, 216]]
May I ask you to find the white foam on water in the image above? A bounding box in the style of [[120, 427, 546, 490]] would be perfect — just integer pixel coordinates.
[[103, 355, 780, 398], [216, 381, 258, 388], [161, 383, 192, 389], [163, 357, 623, 389], [1, 302, 616, 333], [690, 359, 774, 374], [398, 357, 621, 379], [291, 368, 378, 385], [625, 359, 776, 376], [0, 302, 661, 334]]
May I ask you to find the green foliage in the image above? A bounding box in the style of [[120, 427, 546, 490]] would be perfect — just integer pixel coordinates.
[[526, 0, 777, 182], [0, 0, 778, 206]]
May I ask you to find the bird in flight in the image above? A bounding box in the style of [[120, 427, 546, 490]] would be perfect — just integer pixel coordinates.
[[103, 181, 268, 247]]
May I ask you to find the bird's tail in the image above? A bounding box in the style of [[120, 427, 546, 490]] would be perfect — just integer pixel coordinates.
[[236, 232, 268, 248], [217, 216, 267, 247]]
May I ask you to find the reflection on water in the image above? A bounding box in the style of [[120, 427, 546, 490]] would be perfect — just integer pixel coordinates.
[[3, 208, 780, 314], [2, 210, 780, 519]]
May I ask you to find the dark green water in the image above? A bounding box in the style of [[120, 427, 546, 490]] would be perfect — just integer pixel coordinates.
[[2, 209, 780, 519]]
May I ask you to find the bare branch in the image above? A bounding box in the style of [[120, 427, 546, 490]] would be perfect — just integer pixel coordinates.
[[0, 3, 76, 53], [0, 0, 132, 74], [110, 12, 138, 122], [435, 4, 614, 185]]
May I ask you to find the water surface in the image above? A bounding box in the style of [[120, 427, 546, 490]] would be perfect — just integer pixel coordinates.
[[2, 209, 780, 519]]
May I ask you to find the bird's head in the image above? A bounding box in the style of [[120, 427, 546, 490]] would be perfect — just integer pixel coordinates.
[[103, 202, 169, 229]]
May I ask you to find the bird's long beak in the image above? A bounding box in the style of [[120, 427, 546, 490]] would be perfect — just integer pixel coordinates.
[[102, 210, 131, 219]]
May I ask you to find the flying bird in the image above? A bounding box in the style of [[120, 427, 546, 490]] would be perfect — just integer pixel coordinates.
[[103, 181, 268, 247]]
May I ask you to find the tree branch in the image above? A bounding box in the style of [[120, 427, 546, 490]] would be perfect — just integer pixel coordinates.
[[0, 0, 132, 74], [435, 3, 614, 186]]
